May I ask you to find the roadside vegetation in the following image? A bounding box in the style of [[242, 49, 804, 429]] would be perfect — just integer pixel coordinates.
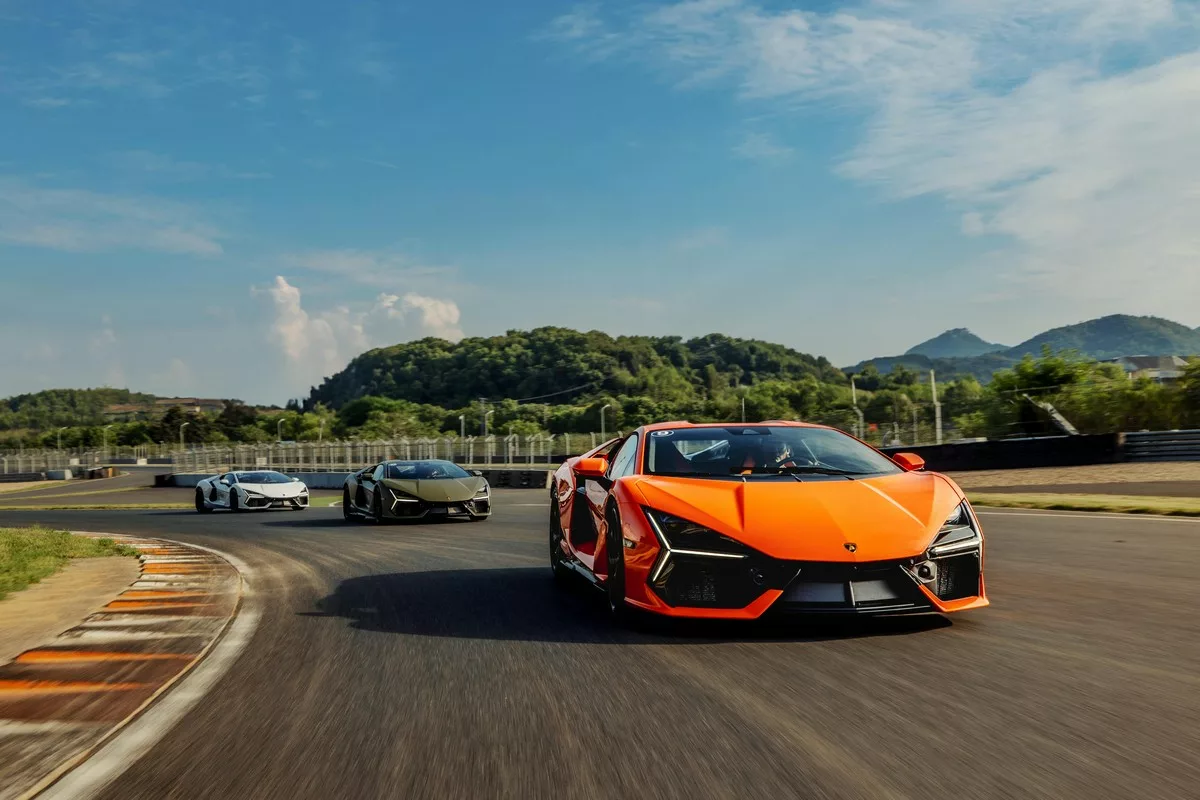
[[0, 527, 139, 600], [3, 328, 1199, 448], [968, 493, 1200, 517]]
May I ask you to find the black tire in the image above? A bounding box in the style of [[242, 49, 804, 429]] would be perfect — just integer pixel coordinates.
[[342, 488, 355, 521], [549, 495, 572, 586], [229, 490, 241, 513], [195, 489, 212, 514], [372, 490, 385, 523], [605, 504, 629, 623]]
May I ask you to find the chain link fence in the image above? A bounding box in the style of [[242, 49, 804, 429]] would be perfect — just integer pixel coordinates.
[[0, 434, 633, 475]]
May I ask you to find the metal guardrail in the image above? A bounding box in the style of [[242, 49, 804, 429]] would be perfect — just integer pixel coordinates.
[[168, 434, 622, 475], [1123, 430, 1200, 462], [7, 427, 1200, 474]]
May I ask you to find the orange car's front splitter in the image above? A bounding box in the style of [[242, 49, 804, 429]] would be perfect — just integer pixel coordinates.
[[626, 582, 988, 619]]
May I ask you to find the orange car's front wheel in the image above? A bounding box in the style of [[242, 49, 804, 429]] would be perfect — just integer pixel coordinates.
[[549, 492, 572, 587]]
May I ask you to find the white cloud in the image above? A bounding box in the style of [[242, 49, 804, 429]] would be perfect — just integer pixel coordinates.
[[86, 315, 126, 387], [89, 316, 118, 353], [109, 150, 272, 181], [357, 158, 400, 170], [399, 293, 464, 340], [960, 212, 985, 237], [23, 96, 74, 109], [538, 4, 625, 60], [0, 177, 225, 255], [283, 249, 455, 288], [548, 0, 1200, 308], [733, 132, 792, 161], [151, 357, 195, 394], [351, 42, 396, 84], [257, 277, 464, 392]]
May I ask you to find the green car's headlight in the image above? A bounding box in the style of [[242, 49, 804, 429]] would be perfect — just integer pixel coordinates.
[[389, 488, 420, 503]]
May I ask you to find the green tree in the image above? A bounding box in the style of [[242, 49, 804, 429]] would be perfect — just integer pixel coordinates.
[[1178, 358, 1200, 426]]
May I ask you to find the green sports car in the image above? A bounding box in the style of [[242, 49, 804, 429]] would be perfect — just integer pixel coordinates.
[[342, 459, 491, 522]]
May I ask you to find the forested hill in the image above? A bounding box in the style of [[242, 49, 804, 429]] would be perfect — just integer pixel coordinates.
[[849, 314, 1200, 379], [0, 388, 155, 430], [305, 328, 846, 410], [1009, 315, 1200, 360]]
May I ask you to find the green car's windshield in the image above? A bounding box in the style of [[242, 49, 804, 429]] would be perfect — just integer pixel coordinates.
[[385, 460, 471, 480], [644, 426, 902, 478]]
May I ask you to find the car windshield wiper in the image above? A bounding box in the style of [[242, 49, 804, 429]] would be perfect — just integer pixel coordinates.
[[737, 465, 871, 476], [651, 470, 735, 478]]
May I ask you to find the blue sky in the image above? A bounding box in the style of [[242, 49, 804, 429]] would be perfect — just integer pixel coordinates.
[[2, 0, 1199, 404]]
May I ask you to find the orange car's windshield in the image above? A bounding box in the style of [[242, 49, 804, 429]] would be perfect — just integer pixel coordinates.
[[644, 427, 902, 478]]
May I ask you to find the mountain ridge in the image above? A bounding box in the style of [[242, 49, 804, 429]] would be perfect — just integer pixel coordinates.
[[848, 314, 1200, 380], [904, 328, 1007, 359]]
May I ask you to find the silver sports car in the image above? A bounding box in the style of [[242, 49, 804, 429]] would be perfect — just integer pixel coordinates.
[[195, 470, 310, 513]]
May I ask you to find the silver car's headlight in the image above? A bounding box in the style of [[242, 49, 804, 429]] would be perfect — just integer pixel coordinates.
[[474, 485, 490, 499]]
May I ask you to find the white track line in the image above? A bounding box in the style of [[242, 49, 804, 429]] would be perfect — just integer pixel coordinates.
[[976, 509, 1200, 524], [36, 538, 259, 800]]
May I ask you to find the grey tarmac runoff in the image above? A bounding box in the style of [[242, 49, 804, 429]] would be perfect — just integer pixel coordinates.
[[0, 492, 1197, 799]]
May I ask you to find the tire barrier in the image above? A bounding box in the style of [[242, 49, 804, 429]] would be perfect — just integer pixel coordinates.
[[478, 470, 553, 489], [880, 433, 1124, 472], [0, 471, 46, 483], [1124, 429, 1200, 462]]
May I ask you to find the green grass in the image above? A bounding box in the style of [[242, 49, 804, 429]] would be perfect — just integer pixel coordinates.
[[968, 492, 1200, 517], [0, 527, 140, 600]]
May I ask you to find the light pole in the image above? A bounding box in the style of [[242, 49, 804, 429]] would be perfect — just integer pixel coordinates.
[[179, 422, 190, 451], [600, 404, 612, 437], [102, 424, 114, 459], [276, 418, 284, 442], [57, 427, 68, 450], [930, 370, 943, 445], [459, 415, 466, 439], [741, 395, 746, 423], [484, 409, 494, 436], [850, 376, 865, 439], [318, 418, 325, 443]]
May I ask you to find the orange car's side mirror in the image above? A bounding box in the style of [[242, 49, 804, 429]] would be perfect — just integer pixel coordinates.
[[574, 457, 608, 477], [892, 452, 926, 471]]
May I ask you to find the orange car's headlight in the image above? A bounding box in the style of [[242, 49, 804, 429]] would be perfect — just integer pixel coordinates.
[[928, 502, 982, 558], [642, 508, 750, 558]]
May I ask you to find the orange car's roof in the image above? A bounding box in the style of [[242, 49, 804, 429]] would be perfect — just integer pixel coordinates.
[[639, 420, 828, 433]]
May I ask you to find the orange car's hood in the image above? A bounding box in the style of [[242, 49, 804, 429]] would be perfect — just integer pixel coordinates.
[[631, 472, 964, 562]]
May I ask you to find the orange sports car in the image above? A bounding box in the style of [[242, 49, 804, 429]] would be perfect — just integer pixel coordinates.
[[549, 421, 988, 620]]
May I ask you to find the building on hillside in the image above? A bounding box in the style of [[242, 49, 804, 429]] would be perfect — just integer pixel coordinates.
[[153, 397, 226, 415], [1100, 355, 1190, 382], [103, 397, 227, 421], [102, 403, 151, 422]]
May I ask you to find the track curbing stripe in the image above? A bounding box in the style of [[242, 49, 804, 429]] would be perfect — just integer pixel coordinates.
[[14, 536, 257, 800]]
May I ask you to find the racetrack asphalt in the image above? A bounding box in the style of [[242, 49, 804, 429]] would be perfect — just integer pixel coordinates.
[[0, 493, 1197, 799]]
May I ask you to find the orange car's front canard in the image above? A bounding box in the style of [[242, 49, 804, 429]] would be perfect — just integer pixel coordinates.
[[549, 421, 988, 621]]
